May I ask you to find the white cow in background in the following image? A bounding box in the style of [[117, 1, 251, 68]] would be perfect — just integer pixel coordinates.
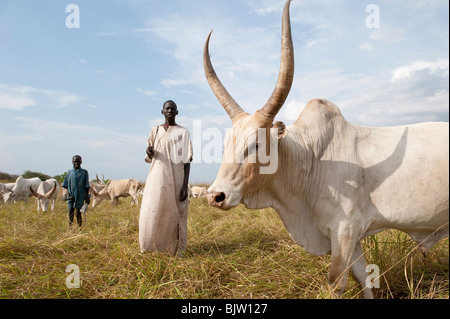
[[87, 174, 107, 203], [61, 184, 68, 201], [0, 183, 15, 203], [137, 187, 144, 199], [91, 178, 142, 207], [3, 176, 41, 203], [89, 180, 106, 195], [30, 179, 60, 212], [0, 183, 6, 203], [190, 186, 207, 198]]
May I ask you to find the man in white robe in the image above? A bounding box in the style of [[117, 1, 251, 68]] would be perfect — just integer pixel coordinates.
[[139, 100, 193, 256]]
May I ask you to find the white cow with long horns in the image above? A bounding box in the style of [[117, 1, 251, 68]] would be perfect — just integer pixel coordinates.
[[30, 178, 60, 212], [204, 0, 449, 299], [90, 178, 142, 207], [3, 176, 41, 204]]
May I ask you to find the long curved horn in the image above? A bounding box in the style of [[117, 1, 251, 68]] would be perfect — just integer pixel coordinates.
[[43, 182, 57, 199], [203, 30, 244, 122], [91, 187, 99, 196], [258, 0, 294, 122], [30, 185, 42, 199]]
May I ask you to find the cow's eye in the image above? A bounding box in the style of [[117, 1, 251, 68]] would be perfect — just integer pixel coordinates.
[[243, 147, 249, 158], [244, 143, 259, 158]]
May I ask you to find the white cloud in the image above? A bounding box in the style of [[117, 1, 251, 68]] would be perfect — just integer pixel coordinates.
[[281, 100, 306, 122], [0, 82, 81, 110], [276, 58, 448, 127], [136, 87, 157, 96], [58, 94, 80, 107], [359, 42, 374, 51], [160, 78, 191, 87], [390, 0, 448, 13], [97, 32, 116, 37], [248, 0, 284, 16], [70, 59, 87, 66], [369, 24, 406, 45], [338, 61, 449, 126], [0, 94, 35, 111], [391, 59, 449, 83], [140, 7, 282, 95]]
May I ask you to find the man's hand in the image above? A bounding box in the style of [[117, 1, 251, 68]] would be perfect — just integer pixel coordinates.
[[146, 145, 154, 158], [179, 186, 188, 202]]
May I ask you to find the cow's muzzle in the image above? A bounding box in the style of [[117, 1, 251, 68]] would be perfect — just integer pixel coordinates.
[[207, 192, 226, 207]]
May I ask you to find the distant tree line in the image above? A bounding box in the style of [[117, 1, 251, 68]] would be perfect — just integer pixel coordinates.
[[0, 171, 67, 183], [0, 172, 20, 182], [1, 171, 105, 184]]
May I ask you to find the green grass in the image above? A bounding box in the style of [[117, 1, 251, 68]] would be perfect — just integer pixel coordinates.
[[0, 197, 448, 299]]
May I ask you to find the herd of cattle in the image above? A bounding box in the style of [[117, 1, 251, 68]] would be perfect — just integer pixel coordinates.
[[0, 175, 208, 211]]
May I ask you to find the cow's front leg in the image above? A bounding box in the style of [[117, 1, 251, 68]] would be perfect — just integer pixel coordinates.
[[130, 196, 137, 207], [328, 224, 359, 298], [350, 242, 374, 299]]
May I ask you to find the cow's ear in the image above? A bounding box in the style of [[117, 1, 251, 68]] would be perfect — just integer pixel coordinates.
[[273, 121, 287, 140]]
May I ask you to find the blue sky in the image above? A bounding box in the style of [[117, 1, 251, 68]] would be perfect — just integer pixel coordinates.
[[0, 0, 448, 184]]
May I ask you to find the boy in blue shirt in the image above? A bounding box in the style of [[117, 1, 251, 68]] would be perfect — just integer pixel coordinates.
[[62, 155, 90, 227]]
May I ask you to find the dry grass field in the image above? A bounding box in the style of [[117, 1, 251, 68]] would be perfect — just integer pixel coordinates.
[[0, 195, 448, 299]]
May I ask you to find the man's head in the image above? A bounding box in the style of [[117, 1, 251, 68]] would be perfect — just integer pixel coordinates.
[[162, 100, 178, 125], [72, 155, 82, 169]]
